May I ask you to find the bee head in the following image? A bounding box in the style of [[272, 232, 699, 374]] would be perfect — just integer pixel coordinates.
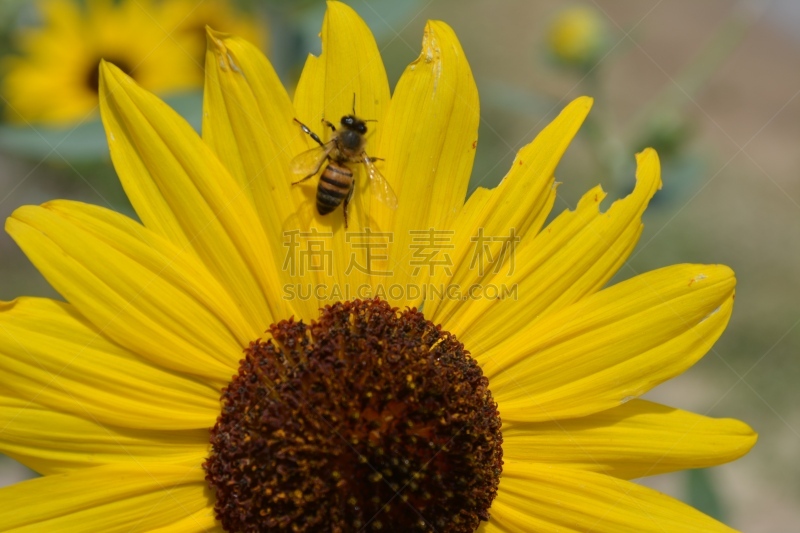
[[341, 115, 367, 134]]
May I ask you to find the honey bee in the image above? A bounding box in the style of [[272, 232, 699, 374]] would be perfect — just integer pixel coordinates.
[[290, 113, 398, 228]]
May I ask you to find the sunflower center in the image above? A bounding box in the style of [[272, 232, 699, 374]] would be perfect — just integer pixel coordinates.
[[204, 298, 503, 532], [86, 57, 134, 93]]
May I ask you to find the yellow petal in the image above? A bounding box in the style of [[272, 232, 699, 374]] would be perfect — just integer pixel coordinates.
[[451, 148, 661, 345], [99, 61, 290, 327], [7, 202, 248, 381], [293, 1, 390, 153], [0, 396, 208, 474], [375, 20, 480, 308], [202, 29, 298, 210], [202, 29, 321, 321], [0, 297, 219, 429], [481, 463, 737, 532], [502, 399, 757, 479], [484, 264, 735, 422], [0, 463, 211, 532], [428, 97, 592, 322], [149, 508, 222, 533], [292, 1, 391, 301]]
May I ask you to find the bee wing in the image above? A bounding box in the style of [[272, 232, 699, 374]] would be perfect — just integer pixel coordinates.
[[363, 155, 398, 209], [290, 143, 334, 181]]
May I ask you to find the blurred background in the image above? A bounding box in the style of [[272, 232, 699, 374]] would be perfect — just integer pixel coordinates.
[[0, 1, 797, 531]]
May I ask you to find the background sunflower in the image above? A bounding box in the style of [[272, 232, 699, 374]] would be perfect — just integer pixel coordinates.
[[1, 0, 262, 125]]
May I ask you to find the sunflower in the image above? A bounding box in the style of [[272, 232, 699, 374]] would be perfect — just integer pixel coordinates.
[[1, 0, 261, 125], [0, 2, 755, 531]]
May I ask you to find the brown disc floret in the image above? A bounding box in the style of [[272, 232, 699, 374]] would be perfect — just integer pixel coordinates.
[[204, 298, 503, 532]]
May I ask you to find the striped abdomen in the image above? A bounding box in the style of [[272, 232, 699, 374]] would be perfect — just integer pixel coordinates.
[[316, 161, 353, 215]]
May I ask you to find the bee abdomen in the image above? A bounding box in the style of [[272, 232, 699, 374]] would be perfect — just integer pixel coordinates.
[[316, 163, 352, 215]]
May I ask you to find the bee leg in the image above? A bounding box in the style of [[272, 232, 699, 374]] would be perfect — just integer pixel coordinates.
[[291, 174, 315, 186], [293, 118, 325, 147], [366, 157, 384, 163], [321, 119, 337, 132], [342, 186, 354, 229]]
